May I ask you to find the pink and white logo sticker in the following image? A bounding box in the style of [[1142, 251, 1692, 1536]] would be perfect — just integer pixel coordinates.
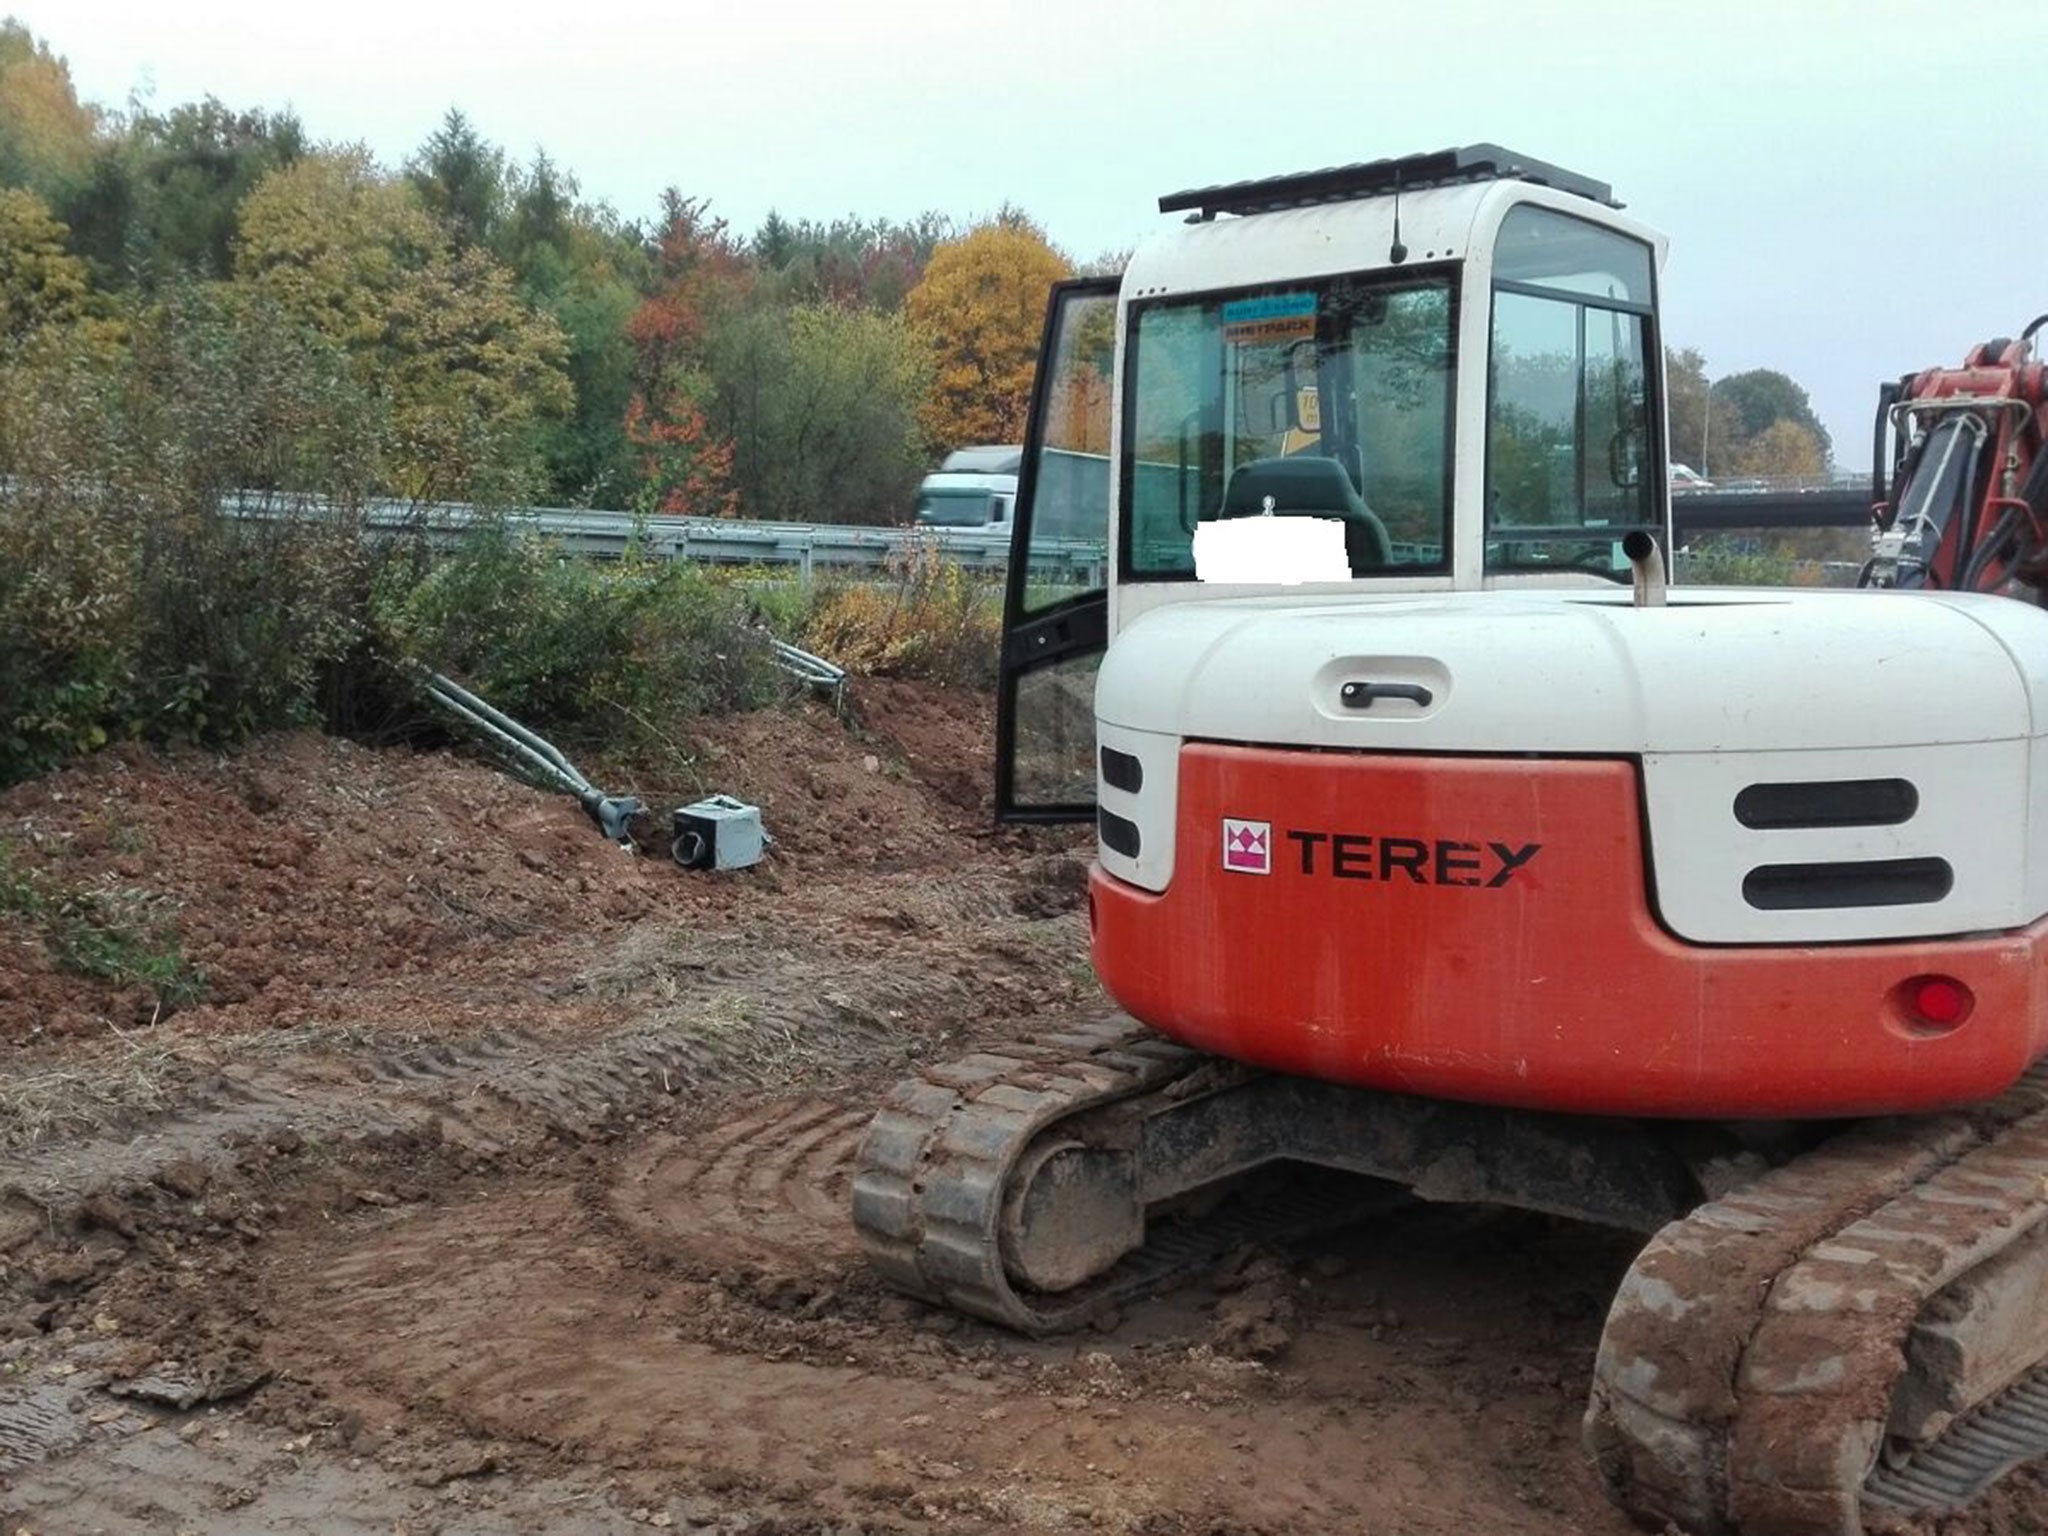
[[1222, 818, 1271, 875]]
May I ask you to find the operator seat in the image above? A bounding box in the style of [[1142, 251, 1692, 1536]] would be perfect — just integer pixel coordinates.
[[1219, 456, 1394, 571]]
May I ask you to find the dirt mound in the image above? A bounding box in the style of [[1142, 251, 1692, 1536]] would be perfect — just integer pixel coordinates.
[[850, 678, 992, 816], [1, 731, 666, 1045], [685, 694, 982, 874], [0, 682, 1020, 1050]]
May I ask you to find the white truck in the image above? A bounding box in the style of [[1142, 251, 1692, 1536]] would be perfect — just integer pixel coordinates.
[[912, 445, 1021, 527]]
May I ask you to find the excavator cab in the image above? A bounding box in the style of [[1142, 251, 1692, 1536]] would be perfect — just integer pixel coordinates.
[[998, 145, 1668, 822]]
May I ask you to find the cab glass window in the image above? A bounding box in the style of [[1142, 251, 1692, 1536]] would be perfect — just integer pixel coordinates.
[[1486, 206, 1659, 577], [1124, 274, 1454, 579]]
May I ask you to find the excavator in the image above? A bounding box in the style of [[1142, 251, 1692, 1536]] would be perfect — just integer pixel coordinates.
[[848, 145, 2048, 1535]]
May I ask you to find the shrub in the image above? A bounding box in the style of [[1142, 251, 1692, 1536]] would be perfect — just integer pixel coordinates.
[[0, 286, 383, 783], [0, 282, 796, 788], [802, 538, 1000, 688], [374, 519, 785, 758]]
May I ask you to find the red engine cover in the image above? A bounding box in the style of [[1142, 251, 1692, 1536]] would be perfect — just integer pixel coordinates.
[[1090, 746, 2048, 1119]]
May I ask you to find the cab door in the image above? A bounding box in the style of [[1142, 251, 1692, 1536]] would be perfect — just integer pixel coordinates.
[[995, 278, 1119, 823]]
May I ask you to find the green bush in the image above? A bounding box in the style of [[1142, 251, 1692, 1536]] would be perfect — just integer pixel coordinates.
[[0, 283, 799, 788], [375, 519, 785, 757], [0, 286, 383, 783]]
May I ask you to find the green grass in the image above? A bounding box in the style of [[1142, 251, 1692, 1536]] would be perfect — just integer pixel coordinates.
[[0, 840, 206, 1013]]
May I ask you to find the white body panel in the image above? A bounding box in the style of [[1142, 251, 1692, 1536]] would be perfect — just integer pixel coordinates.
[[1094, 588, 2048, 945]]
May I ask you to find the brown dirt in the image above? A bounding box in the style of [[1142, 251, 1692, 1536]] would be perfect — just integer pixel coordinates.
[[3, 679, 2046, 1535], [0, 682, 1007, 1048]]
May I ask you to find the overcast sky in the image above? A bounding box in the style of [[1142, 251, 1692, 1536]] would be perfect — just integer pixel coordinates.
[[14, 0, 2048, 470]]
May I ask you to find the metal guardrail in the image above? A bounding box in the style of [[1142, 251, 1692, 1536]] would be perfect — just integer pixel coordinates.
[[1675, 471, 1870, 495], [211, 485, 1878, 572], [220, 493, 1108, 585]]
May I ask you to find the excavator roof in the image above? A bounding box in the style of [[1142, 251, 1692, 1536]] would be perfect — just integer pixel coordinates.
[[1157, 143, 1618, 220]]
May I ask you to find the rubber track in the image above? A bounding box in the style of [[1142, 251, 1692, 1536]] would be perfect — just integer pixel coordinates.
[[1588, 1062, 2048, 1535], [1864, 1360, 2048, 1512], [851, 1017, 1371, 1333]]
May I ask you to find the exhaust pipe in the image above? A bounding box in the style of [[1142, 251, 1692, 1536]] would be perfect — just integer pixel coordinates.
[[1624, 529, 1666, 608]]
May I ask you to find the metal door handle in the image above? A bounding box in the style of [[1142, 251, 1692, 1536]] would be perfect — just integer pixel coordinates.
[[1339, 681, 1434, 710]]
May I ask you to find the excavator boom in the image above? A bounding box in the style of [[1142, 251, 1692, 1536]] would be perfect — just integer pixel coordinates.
[[1866, 316, 2048, 594]]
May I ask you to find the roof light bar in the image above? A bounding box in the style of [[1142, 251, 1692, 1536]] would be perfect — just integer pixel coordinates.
[[1158, 143, 1618, 220]]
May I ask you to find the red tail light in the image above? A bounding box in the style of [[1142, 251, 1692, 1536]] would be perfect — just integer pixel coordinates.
[[1898, 974, 1974, 1032]]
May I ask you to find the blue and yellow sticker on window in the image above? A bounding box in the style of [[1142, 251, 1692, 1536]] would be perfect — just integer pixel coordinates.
[[1220, 292, 1317, 347]]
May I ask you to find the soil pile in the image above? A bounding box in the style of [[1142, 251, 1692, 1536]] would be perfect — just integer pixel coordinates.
[[1, 684, 1013, 1048]]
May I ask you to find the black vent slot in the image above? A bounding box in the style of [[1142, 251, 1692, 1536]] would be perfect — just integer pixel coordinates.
[[1098, 808, 1142, 859], [1734, 778, 1918, 830], [1100, 746, 1144, 794], [1743, 857, 1952, 910]]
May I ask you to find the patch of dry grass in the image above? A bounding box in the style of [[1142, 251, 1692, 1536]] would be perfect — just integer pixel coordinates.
[[0, 1046, 191, 1154]]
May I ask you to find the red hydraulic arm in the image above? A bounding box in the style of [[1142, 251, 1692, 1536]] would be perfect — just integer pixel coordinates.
[[1867, 315, 2048, 596]]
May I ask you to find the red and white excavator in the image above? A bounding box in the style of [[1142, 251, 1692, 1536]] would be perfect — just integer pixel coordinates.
[[849, 145, 2048, 1535]]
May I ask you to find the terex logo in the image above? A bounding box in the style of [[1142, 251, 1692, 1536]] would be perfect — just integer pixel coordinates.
[[1221, 818, 1271, 875], [1284, 829, 1543, 889]]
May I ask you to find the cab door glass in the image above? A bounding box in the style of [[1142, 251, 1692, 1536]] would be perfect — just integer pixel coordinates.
[[1018, 291, 1116, 611], [1485, 204, 1660, 575], [997, 279, 1118, 821]]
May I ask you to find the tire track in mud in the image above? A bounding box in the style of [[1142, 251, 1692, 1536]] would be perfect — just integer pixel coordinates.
[[606, 1098, 871, 1271], [0, 902, 1072, 1218], [253, 1161, 1364, 1535], [252, 1148, 1640, 1536], [0, 1385, 88, 1474]]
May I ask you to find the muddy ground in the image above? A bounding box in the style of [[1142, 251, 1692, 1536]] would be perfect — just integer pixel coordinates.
[[2, 681, 2043, 1536]]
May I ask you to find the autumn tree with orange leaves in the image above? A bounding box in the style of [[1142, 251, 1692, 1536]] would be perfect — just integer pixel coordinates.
[[623, 190, 746, 514], [905, 218, 1071, 450]]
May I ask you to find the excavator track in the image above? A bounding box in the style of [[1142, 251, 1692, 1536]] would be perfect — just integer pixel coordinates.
[[850, 1017, 1380, 1333], [1588, 1062, 2048, 1535], [1863, 1360, 2048, 1512]]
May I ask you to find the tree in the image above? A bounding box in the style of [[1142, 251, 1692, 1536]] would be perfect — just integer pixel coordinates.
[[700, 297, 931, 523], [1078, 248, 1131, 278], [1734, 418, 1826, 479], [408, 108, 504, 251], [1664, 346, 1709, 469], [628, 189, 747, 388], [624, 392, 735, 516], [750, 210, 952, 311], [1710, 368, 1832, 469], [69, 100, 305, 286], [752, 208, 797, 271], [236, 150, 569, 502], [0, 186, 89, 341], [620, 190, 747, 514], [501, 160, 646, 505], [0, 22, 96, 199], [501, 149, 572, 267], [904, 218, 1071, 448]]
